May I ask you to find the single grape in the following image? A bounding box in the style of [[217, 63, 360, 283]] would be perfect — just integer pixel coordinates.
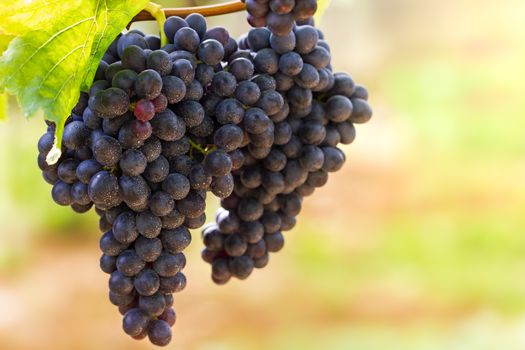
[[197, 39, 225, 66], [131, 120, 153, 142], [121, 45, 147, 73], [112, 211, 139, 244], [116, 249, 146, 277], [244, 108, 272, 134], [135, 69, 163, 100], [119, 175, 151, 207], [267, 12, 294, 36], [143, 155, 170, 183], [92, 135, 122, 167], [162, 173, 191, 200], [153, 252, 186, 277], [109, 270, 134, 295], [134, 99, 156, 122], [229, 58, 255, 82], [119, 149, 147, 176], [247, 27, 271, 51], [57, 159, 79, 184], [90, 87, 130, 118], [135, 236, 163, 263], [211, 71, 237, 97], [270, 31, 296, 54], [204, 149, 233, 177], [186, 13, 207, 38], [122, 309, 150, 337], [160, 226, 192, 254], [150, 191, 175, 217], [51, 181, 73, 206], [147, 50, 173, 76], [229, 255, 255, 279], [139, 292, 166, 317], [148, 320, 172, 346], [161, 76, 186, 104], [151, 94, 168, 113], [159, 307, 177, 327], [150, 109, 186, 141], [174, 27, 200, 52], [63, 121, 89, 150], [88, 171, 121, 209], [214, 124, 244, 152], [173, 101, 205, 128], [134, 269, 161, 296], [253, 48, 279, 75], [235, 81, 261, 106]]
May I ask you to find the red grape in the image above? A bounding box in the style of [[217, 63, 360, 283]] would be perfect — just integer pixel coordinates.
[[134, 99, 155, 122]]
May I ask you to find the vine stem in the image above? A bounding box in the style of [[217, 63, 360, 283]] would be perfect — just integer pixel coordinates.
[[133, 0, 246, 22], [143, 2, 168, 46]]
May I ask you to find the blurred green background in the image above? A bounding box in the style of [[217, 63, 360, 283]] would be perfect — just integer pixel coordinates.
[[1, 0, 525, 349]]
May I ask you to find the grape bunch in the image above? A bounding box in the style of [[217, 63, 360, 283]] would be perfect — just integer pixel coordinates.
[[36, 2, 372, 346], [201, 24, 372, 284], [242, 0, 318, 34], [37, 13, 261, 346]]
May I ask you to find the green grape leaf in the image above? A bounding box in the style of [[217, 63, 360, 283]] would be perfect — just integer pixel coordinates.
[[314, 0, 332, 24], [0, 94, 7, 121], [0, 34, 13, 121], [0, 33, 14, 54], [0, 0, 149, 163], [0, 1, 79, 35]]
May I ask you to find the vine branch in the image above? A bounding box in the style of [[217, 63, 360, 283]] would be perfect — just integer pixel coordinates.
[[132, 0, 246, 22]]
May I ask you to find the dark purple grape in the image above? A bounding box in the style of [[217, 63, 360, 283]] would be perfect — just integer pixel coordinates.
[[135, 69, 163, 100], [148, 320, 172, 346]]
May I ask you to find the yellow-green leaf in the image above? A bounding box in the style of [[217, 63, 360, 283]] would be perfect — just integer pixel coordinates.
[[0, 0, 149, 162], [0, 1, 79, 35], [0, 94, 7, 121], [314, 0, 332, 24], [0, 33, 14, 54], [0, 31, 10, 121]]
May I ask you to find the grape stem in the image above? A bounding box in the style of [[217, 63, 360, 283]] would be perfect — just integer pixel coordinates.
[[133, 0, 246, 22], [188, 138, 216, 157], [143, 2, 168, 47]]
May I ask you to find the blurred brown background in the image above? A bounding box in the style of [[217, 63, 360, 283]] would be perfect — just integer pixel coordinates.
[[1, 0, 525, 349]]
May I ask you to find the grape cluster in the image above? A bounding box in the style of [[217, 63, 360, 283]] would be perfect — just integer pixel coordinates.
[[37, 13, 268, 346], [37, 5, 372, 347], [201, 24, 372, 284], [242, 0, 318, 34]]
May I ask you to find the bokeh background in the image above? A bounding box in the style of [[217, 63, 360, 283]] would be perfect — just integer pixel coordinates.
[[1, 0, 525, 349]]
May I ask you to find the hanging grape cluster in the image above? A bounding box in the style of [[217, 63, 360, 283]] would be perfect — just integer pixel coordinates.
[[36, 2, 372, 346]]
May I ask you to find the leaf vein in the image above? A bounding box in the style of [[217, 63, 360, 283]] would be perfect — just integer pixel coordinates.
[[37, 45, 84, 91], [51, 74, 74, 104], [85, 0, 109, 81], [4, 16, 94, 86]]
